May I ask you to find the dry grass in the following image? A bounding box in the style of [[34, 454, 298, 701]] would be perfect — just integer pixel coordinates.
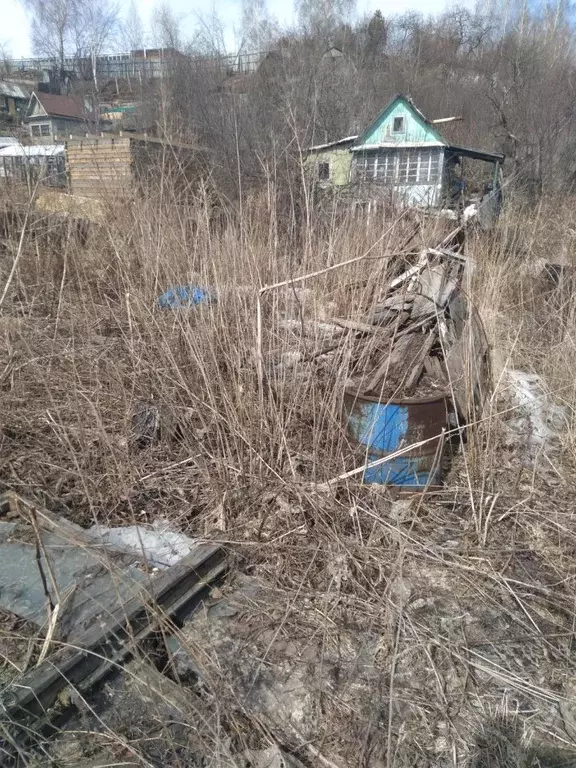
[[2, 184, 576, 767]]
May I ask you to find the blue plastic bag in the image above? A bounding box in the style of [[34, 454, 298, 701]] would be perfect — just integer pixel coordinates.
[[157, 285, 216, 309]]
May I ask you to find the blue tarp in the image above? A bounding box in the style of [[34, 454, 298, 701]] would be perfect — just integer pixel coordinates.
[[157, 285, 216, 309]]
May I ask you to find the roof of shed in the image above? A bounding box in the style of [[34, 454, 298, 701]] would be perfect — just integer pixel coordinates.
[[29, 92, 89, 121], [446, 144, 505, 164], [0, 143, 65, 157], [0, 81, 30, 99], [307, 135, 358, 152]]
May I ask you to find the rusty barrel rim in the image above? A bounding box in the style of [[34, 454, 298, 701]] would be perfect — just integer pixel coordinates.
[[344, 387, 452, 407]]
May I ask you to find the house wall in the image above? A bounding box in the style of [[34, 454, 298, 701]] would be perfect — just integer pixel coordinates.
[[358, 97, 443, 148], [351, 147, 445, 209], [305, 148, 352, 187], [29, 117, 86, 141]]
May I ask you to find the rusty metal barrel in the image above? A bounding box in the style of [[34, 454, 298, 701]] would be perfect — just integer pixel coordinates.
[[343, 389, 451, 488]]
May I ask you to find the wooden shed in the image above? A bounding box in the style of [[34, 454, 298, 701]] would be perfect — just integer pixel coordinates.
[[66, 134, 209, 199]]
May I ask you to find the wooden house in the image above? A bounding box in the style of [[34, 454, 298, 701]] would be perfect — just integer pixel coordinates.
[[306, 95, 504, 210], [26, 92, 94, 141], [65, 134, 209, 199]]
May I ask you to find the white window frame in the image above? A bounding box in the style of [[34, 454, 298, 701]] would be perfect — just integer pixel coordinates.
[[31, 122, 51, 138]]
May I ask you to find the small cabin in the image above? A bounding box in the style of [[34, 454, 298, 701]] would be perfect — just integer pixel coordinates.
[[306, 95, 504, 212], [65, 134, 209, 199], [0, 81, 30, 125], [26, 91, 93, 142]]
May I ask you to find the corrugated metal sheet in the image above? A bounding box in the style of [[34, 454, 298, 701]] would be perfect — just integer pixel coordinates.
[[0, 136, 20, 148], [307, 135, 358, 152], [0, 82, 30, 99], [0, 144, 65, 157]]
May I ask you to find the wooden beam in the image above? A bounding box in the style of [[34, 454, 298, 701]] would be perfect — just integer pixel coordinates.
[[432, 116, 463, 124]]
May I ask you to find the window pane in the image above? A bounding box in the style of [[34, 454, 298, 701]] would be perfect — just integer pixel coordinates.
[[357, 152, 377, 182], [41, 124, 50, 136], [365, 155, 376, 178], [317, 162, 329, 181]]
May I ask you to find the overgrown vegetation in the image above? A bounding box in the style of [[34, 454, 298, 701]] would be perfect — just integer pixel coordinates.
[[3, 1, 576, 763], [1, 180, 576, 765]]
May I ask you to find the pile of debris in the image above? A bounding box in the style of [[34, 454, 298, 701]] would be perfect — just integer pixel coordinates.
[[337, 241, 488, 416]]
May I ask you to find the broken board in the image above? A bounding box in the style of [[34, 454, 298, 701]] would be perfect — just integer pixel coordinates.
[[0, 493, 227, 760]]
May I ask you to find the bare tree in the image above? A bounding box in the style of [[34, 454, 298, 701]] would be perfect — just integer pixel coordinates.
[[0, 40, 12, 74], [241, 0, 275, 52], [151, 2, 181, 50], [73, 0, 119, 90], [189, 8, 227, 57], [122, 0, 145, 52], [295, 0, 357, 40], [22, 0, 76, 81]]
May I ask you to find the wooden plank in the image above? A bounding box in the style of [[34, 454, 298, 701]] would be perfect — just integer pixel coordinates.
[[444, 293, 491, 418], [403, 331, 437, 396], [331, 317, 391, 335], [67, 149, 132, 155], [363, 333, 415, 394], [369, 308, 410, 327], [67, 153, 132, 158], [410, 263, 451, 319], [382, 293, 414, 310], [424, 355, 447, 384], [67, 158, 132, 163]]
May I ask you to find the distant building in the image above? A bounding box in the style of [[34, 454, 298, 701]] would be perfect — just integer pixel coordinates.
[[0, 143, 66, 187], [0, 81, 30, 126], [306, 94, 504, 211], [25, 91, 94, 141]]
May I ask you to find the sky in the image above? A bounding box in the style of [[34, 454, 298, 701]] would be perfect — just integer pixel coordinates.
[[2, 0, 454, 59]]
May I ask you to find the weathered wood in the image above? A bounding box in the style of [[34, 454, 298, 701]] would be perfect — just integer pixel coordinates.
[[0, 541, 227, 750], [424, 355, 447, 384], [382, 293, 414, 310], [368, 307, 410, 327], [410, 263, 453, 320], [363, 333, 415, 394], [403, 331, 437, 396], [444, 293, 491, 418], [331, 317, 391, 335]]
